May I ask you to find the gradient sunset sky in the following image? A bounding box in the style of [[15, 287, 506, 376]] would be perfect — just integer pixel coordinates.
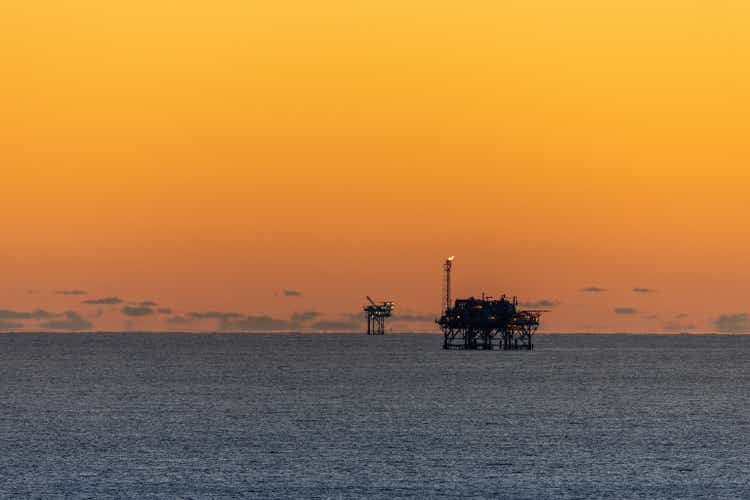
[[2, 1, 749, 332]]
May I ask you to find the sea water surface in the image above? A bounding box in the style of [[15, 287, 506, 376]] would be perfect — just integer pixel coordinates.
[[1, 333, 749, 499]]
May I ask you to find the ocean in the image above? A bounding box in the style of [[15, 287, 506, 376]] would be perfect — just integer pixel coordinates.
[[1, 333, 748, 499]]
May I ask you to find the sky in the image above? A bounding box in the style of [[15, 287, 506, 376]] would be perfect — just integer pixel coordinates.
[[2, 1, 750, 333]]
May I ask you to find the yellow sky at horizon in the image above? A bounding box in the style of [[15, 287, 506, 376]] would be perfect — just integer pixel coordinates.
[[2, 1, 749, 332]]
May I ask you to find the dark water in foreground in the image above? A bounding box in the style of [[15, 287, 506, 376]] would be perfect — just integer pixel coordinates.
[[1, 333, 749, 499]]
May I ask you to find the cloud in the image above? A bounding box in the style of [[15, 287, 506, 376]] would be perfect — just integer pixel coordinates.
[[188, 311, 244, 320], [394, 313, 434, 322], [220, 316, 299, 331], [519, 300, 561, 308], [310, 320, 360, 331], [0, 320, 24, 330], [291, 310, 321, 323], [662, 321, 696, 332], [581, 287, 607, 293], [282, 289, 303, 297], [165, 316, 190, 325], [0, 309, 61, 320], [83, 297, 123, 305], [633, 288, 656, 293], [714, 313, 750, 333], [122, 306, 155, 317], [40, 311, 92, 331], [614, 307, 638, 315], [55, 290, 88, 296], [157, 308, 172, 315], [140, 301, 158, 307]]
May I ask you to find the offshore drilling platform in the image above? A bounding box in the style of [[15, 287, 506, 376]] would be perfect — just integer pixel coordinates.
[[436, 257, 544, 350], [363, 296, 394, 335]]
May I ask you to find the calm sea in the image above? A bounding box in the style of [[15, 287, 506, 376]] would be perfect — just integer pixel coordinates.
[[1, 333, 748, 499]]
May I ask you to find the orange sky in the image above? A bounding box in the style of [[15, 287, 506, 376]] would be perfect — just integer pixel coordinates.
[[2, 1, 749, 332]]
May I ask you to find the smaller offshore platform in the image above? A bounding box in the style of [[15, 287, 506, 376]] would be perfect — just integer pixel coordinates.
[[363, 296, 394, 335], [437, 257, 545, 350]]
